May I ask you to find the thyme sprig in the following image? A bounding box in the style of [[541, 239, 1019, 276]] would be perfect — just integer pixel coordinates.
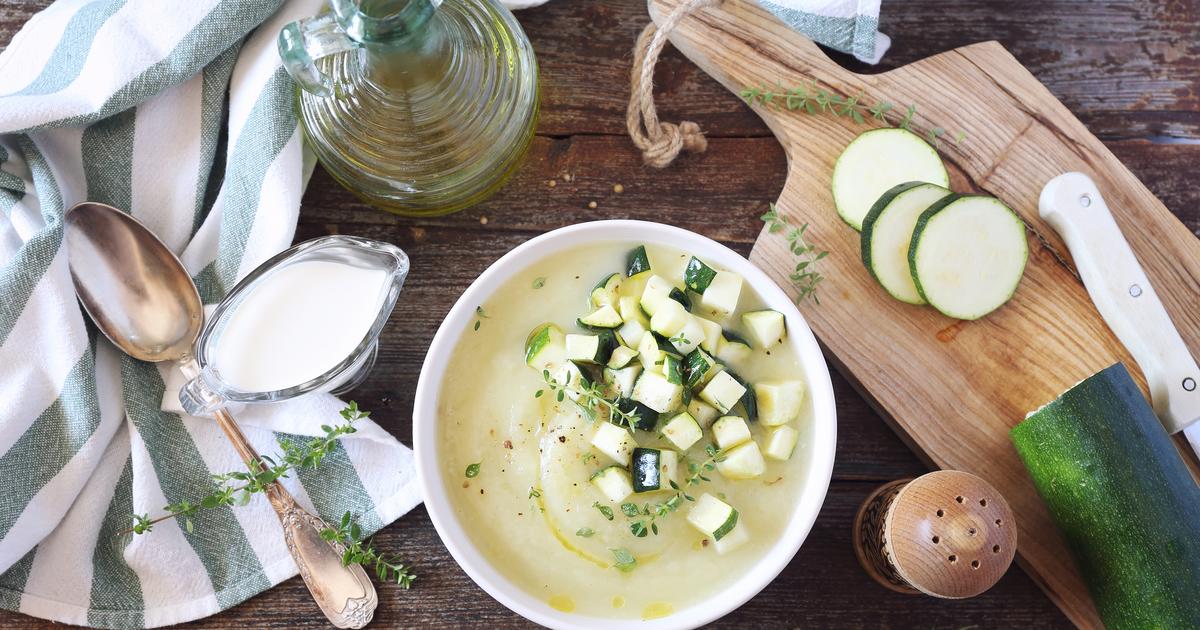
[[760, 203, 828, 304], [626, 445, 726, 537], [320, 512, 416, 588], [739, 81, 965, 146], [126, 403, 367, 536], [124, 403, 416, 588], [536, 369, 640, 430]]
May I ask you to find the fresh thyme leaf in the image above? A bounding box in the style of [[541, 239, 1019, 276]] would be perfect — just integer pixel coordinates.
[[123, 403, 365, 537], [593, 501, 614, 521], [532, 277, 546, 289], [576, 527, 595, 538], [610, 548, 637, 572], [473, 306, 488, 331], [322, 511, 416, 588], [539, 370, 640, 431], [741, 81, 964, 146], [465, 462, 481, 478], [899, 103, 917, 130], [620, 502, 641, 517], [630, 521, 648, 537], [759, 203, 827, 305]]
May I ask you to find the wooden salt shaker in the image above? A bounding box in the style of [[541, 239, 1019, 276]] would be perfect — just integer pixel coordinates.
[[852, 470, 1017, 599]]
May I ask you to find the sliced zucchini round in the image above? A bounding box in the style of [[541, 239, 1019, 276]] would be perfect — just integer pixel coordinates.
[[860, 181, 952, 304], [831, 128, 949, 231], [909, 194, 1028, 320]]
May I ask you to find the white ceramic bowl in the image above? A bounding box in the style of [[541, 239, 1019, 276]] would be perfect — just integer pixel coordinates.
[[414, 220, 837, 629]]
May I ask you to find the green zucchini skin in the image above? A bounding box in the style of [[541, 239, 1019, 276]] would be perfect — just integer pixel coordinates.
[[859, 180, 928, 284], [1011, 363, 1200, 630]]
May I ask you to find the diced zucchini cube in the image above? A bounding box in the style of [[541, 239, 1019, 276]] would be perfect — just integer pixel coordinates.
[[650, 298, 690, 337], [698, 371, 747, 414], [619, 296, 649, 326], [755, 380, 806, 426], [590, 273, 622, 308], [669, 316, 705, 355], [525, 323, 566, 372], [591, 422, 635, 466], [579, 304, 623, 329], [695, 317, 722, 354], [717, 440, 766, 479], [566, 334, 601, 363], [763, 425, 800, 461], [741, 309, 786, 349], [716, 334, 753, 366], [607, 345, 638, 369], [590, 466, 634, 503], [713, 521, 749, 555], [659, 449, 680, 489], [699, 271, 743, 318], [683, 256, 717, 293], [616, 398, 659, 431], [687, 398, 720, 429], [684, 349, 718, 390], [662, 354, 684, 385], [553, 362, 588, 402], [632, 370, 684, 413], [662, 412, 704, 451], [618, 319, 648, 349], [631, 447, 662, 493], [687, 493, 739, 540], [603, 364, 642, 399], [626, 245, 652, 277], [712, 415, 752, 449], [636, 332, 662, 371], [639, 275, 676, 317]]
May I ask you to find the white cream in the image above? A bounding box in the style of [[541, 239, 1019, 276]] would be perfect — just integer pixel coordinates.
[[212, 259, 389, 392]]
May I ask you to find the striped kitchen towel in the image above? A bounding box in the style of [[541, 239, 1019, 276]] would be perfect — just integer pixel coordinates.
[[757, 0, 890, 63], [0, 0, 426, 627]]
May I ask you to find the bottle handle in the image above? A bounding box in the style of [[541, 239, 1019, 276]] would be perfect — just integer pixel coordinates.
[[278, 13, 359, 97]]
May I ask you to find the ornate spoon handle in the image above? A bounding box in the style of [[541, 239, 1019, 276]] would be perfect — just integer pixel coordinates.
[[211, 407, 378, 628]]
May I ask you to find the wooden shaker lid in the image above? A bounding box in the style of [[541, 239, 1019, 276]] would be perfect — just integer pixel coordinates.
[[884, 470, 1017, 599]]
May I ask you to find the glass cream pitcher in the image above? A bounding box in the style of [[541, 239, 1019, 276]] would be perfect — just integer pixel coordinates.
[[278, 0, 539, 216]]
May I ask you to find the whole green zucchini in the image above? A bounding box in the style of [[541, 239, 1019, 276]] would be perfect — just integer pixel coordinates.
[[1011, 363, 1200, 629]]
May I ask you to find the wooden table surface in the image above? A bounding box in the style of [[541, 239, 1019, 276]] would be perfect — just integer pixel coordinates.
[[2, 0, 1197, 627]]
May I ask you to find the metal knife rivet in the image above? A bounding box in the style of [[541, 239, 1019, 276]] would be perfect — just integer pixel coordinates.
[[1079, 194, 1092, 208], [1185, 378, 1197, 392], [1128, 284, 1142, 298]]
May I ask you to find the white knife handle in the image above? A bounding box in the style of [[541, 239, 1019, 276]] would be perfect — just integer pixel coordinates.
[[1039, 172, 1200, 433]]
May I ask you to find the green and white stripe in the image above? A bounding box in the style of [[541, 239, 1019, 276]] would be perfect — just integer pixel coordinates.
[[0, 1, 421, 628], [756, 0, 889, 63]]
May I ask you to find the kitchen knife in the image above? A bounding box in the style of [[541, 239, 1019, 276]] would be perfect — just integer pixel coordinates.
[[1038, 172, 1200, 442]]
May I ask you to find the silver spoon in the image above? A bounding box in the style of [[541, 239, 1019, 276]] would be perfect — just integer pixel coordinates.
[[64, 202, 377, 629]]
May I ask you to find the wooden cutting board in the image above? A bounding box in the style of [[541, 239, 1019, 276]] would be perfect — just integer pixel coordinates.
[[647, 0, 1200, 627]]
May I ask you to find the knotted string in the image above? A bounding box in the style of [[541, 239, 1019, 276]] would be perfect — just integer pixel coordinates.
[[626, 0, 720, 168]]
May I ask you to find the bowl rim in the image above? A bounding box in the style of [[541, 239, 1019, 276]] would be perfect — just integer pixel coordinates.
[[413, 220, 837, 629]]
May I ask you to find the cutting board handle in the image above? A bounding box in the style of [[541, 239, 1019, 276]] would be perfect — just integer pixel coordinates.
[[646, 0, 878, 160]]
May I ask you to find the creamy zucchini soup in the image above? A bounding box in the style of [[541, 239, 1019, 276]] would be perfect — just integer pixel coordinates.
[[438, 243, 813, 620]]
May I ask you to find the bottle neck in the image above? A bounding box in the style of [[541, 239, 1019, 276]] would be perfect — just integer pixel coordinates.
[[333, 0, 439, 46]]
